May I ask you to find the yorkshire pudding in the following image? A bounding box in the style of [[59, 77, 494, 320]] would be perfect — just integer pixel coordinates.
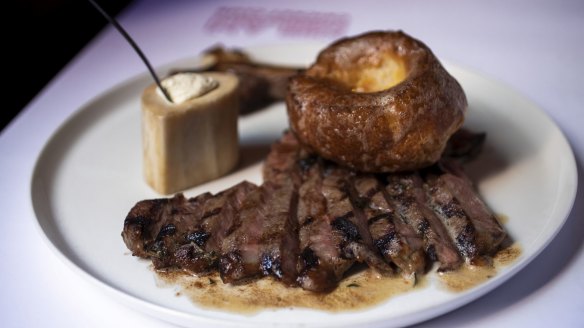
[[286, 30, 467, 172]]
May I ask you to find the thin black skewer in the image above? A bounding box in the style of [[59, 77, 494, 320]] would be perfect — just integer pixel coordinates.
[[87, 0, 174, 103]]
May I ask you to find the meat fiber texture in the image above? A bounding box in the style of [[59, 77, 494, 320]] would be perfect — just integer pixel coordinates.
[[122, 131, 506, 292]]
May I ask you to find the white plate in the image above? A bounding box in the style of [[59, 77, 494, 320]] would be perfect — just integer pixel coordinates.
[[30, 44, 577, 328]]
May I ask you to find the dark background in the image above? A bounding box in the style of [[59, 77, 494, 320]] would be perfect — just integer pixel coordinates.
[[3, 0, 134, 133]]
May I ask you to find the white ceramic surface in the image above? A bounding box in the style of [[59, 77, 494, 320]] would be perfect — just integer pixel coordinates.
[[30, 44, 577, 328]]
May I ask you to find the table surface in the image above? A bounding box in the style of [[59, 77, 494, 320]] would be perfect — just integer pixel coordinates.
[[1, 0, 582, 327]]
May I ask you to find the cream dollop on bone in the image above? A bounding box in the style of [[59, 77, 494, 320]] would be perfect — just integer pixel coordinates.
[[158, 73, 219, 104]]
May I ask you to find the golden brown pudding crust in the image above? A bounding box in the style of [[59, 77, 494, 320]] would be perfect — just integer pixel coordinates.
[[286, 30, 467, 172]]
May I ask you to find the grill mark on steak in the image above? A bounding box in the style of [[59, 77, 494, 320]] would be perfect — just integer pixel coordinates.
[[330, 213, 394, 275], [185, 230, 209, 247], [331, 214, 360, 242]]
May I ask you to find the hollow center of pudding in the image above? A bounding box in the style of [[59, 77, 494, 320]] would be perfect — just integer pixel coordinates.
[[329, 53, 407, 93]]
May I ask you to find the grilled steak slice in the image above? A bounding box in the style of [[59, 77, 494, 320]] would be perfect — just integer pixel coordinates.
[[295, 163, 349, 289], [265, 132, 392, 290], [296, 160, 354, 292], [263, 130, 302, 185], [122, 181, 257, 273], [425, 174, 482, 264], [219, 181, 300, 285], [342, 176, 398, 275], [296, 160, 393, 292], [385, 173, 463, 271], [180, 181, 258, 274], [351, 175, 426, 276], [122, 192, 212, 268], [322, 165, 394, 275], [435, 161, 506, 255], [298, 213, 352, 292], [123, 197, 171, 259], [199, 181, 257, 253]]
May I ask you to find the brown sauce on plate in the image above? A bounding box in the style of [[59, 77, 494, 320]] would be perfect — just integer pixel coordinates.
[[156, 268, 423, 314], [155, 244, 521, 314], [438, 243, 521, 292]]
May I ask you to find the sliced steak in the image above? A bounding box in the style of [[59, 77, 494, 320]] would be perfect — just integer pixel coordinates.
[[220, 181, 300, 285], [179, 181, 257, 274], [122, 182, 257, 273], [298, 214, 352, 292], [296, 160, 354, 292], [425, 174, 481, 264], [200, 181, 257, 253], [122, 130, 508, 293], [123, 193, 211, 267], [351, 175, 426, 276], [294, 157, 390, 291], [123, 196, 175, 259], [385, 173, 462, 271], [324, 167, 393, 273], [436, 161, 506, 255], [263, 130, 302, 185]]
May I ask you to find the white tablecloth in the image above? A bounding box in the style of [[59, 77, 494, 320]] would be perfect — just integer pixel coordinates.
[[1, 0, 582, 327]]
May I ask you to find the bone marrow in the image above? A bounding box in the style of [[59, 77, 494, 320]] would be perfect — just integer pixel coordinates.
[[141, 72, 240, 194]]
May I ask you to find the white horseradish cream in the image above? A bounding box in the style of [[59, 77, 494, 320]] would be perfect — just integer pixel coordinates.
[[158, 73, 219, 104]]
